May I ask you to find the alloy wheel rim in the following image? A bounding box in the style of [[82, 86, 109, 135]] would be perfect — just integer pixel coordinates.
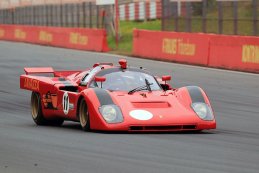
[[31, 93, 39, 119], [80, 101, 88, 127]]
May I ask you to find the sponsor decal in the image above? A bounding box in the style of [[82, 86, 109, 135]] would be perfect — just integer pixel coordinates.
[[162, 38, 196, 56], [15, 29, 26, 39], [62, 92, 69, 115], [39, 31, 53, 42], [70, 32, 88, 45], [242, 45, 259, 64], [24, 78, 39, 91], [0, 29, 4, 38], [42, 91, 57, 109], [129, 110, 153, 120]]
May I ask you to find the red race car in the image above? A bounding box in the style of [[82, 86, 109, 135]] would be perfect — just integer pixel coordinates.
[[20, 59, 216, 132]]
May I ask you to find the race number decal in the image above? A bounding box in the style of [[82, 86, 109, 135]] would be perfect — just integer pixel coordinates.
[[62, 92, 69, 115]]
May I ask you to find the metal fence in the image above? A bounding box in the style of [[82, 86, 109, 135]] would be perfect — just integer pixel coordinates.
[[162, 0, 259, 36], [0, 2, 113, 29]]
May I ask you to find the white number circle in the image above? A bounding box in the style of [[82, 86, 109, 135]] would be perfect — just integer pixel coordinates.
[[62, 92, 69, 115]]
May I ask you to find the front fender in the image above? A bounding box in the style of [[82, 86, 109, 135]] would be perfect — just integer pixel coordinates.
[[81, 88, 116, 130], [176, 86, 212, 106]]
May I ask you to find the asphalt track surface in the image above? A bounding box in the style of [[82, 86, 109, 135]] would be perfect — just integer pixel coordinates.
[[0, 41, 259, 173]]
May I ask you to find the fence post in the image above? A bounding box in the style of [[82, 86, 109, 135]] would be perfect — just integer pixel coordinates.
[[65, 4, 69, 27], [202, 0, 207, 33], [4, 9, 6, 24], [11, 8, 14, 24], [21, 7, 24, 25], [218, 1, 223, 34], [173, 1, 178, 31], [77, 3, 80, 27], [185, 1, 191, 32], [26, 6, 29, 25], [89, 2, 92, 28], [0, 10, 2, 24], [161, 0, 166, 31], [73, 3, 76, 27], [97, 5, 100, 28], [51, 5, 54, 26], [41, 6, 43, 26], [233, 1, 238, 35], [253, 0, 257, 35], [1, 10, 3, 24], [59, 4, 62, 27], [32, 6, 35, 25], [23, 7, 26, 25], [82, 2, 86, 27]]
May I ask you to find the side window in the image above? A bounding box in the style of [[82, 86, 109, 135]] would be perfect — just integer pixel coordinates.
[[82, 66, 101, 83]]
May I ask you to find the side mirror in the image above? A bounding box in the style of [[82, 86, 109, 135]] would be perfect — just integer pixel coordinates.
[[162, 75, 171, 82], [95, 76, 106, 82], [161, 76, 172, 91], [94, 76, 106, 88]]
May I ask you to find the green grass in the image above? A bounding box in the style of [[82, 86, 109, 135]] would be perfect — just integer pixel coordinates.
[[108, 20, 161, 55]]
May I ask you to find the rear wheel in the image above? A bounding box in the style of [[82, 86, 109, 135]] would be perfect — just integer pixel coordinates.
[[31, 92, 47, 125], [31, 92, 64, 126], [79, 99, 90, 131]]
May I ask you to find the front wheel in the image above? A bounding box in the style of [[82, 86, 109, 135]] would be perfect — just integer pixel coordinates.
[[79, 99, 90, 131]]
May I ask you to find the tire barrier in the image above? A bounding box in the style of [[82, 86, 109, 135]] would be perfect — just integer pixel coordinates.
[[0, 25, 109, 52]]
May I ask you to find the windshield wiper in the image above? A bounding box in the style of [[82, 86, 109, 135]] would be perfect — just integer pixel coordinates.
[[128, 79, 153, 94]]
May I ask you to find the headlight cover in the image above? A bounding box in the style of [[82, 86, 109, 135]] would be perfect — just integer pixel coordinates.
[[99, 105, 123, 123], [191, 102, 214, 121]]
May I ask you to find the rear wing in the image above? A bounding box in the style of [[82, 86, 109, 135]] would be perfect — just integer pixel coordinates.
[[21, 67, 54, 91], [24, 67, 54, 75], [23, 67, 81, 77]]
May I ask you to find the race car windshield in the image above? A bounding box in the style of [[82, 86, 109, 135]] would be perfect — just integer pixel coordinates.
[[92, 70, 162, 92]]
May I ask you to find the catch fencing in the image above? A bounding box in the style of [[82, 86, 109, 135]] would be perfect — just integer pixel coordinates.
[[0, 2, 112, 29], [162, 0, 259, 36]]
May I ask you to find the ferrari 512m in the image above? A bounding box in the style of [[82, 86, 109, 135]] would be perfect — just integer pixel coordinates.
[[20, 59, 216, 132]]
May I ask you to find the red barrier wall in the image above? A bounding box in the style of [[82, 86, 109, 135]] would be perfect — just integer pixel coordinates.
[[133, 29, 259, 73], [209, 35, 259, 72], [0, 25, 109, 52], [133, 29, 212, 66]]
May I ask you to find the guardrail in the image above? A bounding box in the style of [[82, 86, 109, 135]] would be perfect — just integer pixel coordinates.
[[133, 29, 259, 73], [0, 25, 109, 52]]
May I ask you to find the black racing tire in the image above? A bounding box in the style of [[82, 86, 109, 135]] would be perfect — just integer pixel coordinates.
[[79, 99, 90, 131], [48, 119, 64, 126], [31, 92, 47, 125]]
